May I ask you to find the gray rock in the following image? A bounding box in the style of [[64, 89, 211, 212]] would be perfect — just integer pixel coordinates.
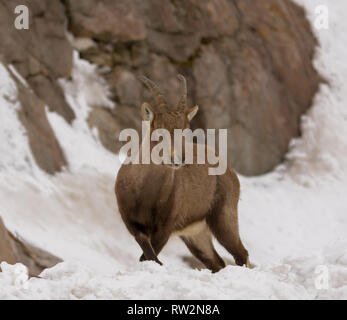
[[0, 217, 62, 277], [0, 0, 73, 174], [14, 72, 68, 175], [0, 0, 320, 176], [66, 0, 147, 42], [68, 0, 320, 175]]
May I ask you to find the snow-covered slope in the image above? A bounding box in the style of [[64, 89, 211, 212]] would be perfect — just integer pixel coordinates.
[[0, 0, 346, 299]]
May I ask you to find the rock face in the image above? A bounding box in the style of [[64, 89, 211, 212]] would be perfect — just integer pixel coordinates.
[[13, 70, 68, 174], [0, 0, 73, 174], [0, 217, 62, 277], [66, 0, 320, 175], [0, 0, 319, 176]]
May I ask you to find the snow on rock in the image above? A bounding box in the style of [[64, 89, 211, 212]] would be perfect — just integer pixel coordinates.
[[47, 51, 119, 174], [0, 63, 52, 189], [288, 0, 347, 184]]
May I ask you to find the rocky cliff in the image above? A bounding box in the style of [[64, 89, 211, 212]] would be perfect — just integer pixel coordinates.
[[1, 0, 320, 176], [0, 217, 61, 277]]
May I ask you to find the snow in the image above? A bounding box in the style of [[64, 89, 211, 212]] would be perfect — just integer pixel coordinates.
[[0, 0, 347, 299], [0, 64, 53, 190], [47, 51, 118, 174]]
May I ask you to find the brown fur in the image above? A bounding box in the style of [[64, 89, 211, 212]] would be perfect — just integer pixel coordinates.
[[115, 76, 250, 272]]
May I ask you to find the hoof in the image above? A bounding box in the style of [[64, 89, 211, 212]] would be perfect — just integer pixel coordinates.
[[246, 257, 253, 269], [139, 254, 163, 266], [139, 254, 146, 262]]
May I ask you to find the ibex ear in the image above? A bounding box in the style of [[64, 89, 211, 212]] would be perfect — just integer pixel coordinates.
[[141, 102, 154, 122], [186, 105, 198, 122]]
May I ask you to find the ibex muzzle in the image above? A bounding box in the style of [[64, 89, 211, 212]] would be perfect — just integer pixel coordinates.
[[115, 75, 250, 272]]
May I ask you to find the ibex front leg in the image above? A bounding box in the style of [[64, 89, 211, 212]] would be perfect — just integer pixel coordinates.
[[134, 231, 163, 265], [139, 232, 169, 264]]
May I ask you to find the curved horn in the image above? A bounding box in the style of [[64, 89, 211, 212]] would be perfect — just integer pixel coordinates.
[[177, 74, 187, 111], [138, 75, 168, 112]]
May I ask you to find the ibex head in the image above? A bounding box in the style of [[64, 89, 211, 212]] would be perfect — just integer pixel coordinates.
[[138, 75, 199, 133], [138, 75, 199, 167]]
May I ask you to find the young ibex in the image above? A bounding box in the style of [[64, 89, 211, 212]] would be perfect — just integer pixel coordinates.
[[115, 75, 250, 272]]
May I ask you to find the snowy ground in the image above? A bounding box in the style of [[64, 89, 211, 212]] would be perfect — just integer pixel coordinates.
[[0, 0, 346, 299]]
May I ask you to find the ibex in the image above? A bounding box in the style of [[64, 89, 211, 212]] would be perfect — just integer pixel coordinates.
[[115, 75, 250, 272]]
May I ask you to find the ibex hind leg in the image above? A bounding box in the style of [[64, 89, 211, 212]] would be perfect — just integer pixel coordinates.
[[180, 227, 225, 273], [207, 207, 250, 268]]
